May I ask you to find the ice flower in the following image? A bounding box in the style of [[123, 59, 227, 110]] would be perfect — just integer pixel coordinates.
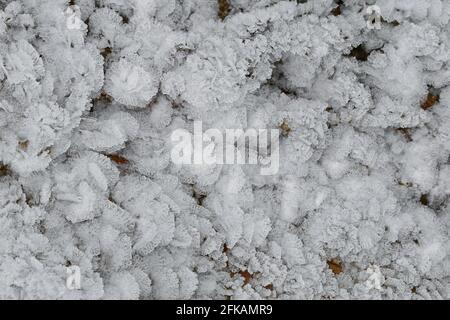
[[105, 58, 158, 108]]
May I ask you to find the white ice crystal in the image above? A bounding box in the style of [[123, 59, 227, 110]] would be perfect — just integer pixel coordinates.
[[105, 58, 159, 108]]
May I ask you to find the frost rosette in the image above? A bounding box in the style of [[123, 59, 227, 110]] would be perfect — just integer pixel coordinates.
[[105, 59, 158, 108]]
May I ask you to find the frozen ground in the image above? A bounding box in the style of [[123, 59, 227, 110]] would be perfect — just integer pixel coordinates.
[[0, 0, 449, 299]]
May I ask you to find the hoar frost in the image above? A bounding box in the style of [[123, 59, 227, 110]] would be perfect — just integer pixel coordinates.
[[0, 0, 450, 300]]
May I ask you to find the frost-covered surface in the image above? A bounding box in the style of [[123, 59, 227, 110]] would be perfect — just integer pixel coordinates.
[[0, 0, 450, 300]]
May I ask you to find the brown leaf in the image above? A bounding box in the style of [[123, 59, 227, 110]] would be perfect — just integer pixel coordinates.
[[348, 44, 369, 61], [239, 270, 252, 285], [264, 283, 274, 290], [396, 128, 412, 142], [193, 189, 207, 206], [96, 91, 113, 103], [327, 259, 343, 275], [120, 13, 129, 24], [18, 140, 29, 150], [329, 1, 342, 16], [0, 163, 10, 176], [108, 154, 129, 165], [421, 92, 439, 110], [100, 47, 112, 59], [279, 120, 292, 137], [218, 0, 231, 20], [420, 194, 429, 206]]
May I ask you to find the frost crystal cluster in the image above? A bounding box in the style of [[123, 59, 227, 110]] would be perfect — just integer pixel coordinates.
[[0, 0, 450, 300]]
